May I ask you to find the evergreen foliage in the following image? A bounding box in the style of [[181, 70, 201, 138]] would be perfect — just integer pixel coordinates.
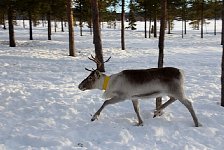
[[0, 0, 222, 31], [128, 0, 137, 30]]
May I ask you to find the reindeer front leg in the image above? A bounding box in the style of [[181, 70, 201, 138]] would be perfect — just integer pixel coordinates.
[[153, 97, 177, 117], [91, 97, 123, 121], [132, 99, 143, 126]]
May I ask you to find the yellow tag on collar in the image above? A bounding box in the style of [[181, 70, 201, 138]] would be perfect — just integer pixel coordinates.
[[102, 76, 110, 90]]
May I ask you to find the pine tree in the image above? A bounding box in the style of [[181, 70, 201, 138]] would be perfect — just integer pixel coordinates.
[[128, 0, 137, 30], [91, 0, 105, 71], [16, 0, 41, 40], [0, 0, 7, 30], [75, 0, 91, 36], [121, 0, 125, 50], [66, 0, 75, 56], [8, 0, 16, 47], [0, 0, 16, 46], [221, 0, 224, 107], [156, 0, 167, 110]]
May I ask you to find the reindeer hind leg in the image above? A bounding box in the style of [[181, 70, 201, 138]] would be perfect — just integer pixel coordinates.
[[178, 97, 201, 127]]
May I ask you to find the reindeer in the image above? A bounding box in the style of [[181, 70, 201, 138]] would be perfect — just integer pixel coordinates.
[[78, 55, 201, 127]]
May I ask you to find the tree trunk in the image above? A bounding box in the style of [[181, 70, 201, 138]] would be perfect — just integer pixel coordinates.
[[214, 15, 216, 36], [61, 19, 64, 32], [182, 18, 184, 38], [149, 15, 151, 38], [222, 0, 224, 46], [89, 18, 93, 35], [23, 16, 25, 28], [42, 17, 45, 27], [80, 22, 83, 36], [28, 11, 33, 40], [167, 19, 171, 34], [156, 0, 167, 110], [182, 4, 184, 38], [201, 1, 204, 38], [183, 2, 187, 35], [47, 12, 51, 40], [91, 0, 105, 71], [3, 13, 6, 29], [121, 0, 125, 50], [79, 1, 83, 36], [214, 0, 217, 36], [89, 9, 93, 36], [8, 2, 16, 47], [158, 0, 166, 68], [66, 0, 75, 56], [221, 0, 224, 107], [222, 47, 224, 107], [166, 5, 170, 34], [153, 11, 157, 38], [54, 20, 57, 32], [144, 10, 147, 38], [144, 19, 147, 38]]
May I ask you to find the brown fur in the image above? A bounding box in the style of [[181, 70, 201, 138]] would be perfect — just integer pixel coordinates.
[[122, 67, 181, 84]]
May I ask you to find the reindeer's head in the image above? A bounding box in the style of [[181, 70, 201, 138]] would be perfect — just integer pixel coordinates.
[[78, 55, 111, 91], [78, 69, 103, 91]]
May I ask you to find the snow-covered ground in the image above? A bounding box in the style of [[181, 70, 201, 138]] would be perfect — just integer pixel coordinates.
[[0, 20, 224, 150]]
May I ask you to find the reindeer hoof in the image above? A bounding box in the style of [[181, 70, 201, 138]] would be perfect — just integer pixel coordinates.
[[195, 122, 202, 127], [137, 122, 144, 126], [91, 115, 99, 121], [134, 121, 143, 126], [153, 110, 164, 118]]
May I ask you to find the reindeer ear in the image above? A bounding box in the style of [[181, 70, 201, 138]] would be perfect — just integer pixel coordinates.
[[95, 70, 101, 78]]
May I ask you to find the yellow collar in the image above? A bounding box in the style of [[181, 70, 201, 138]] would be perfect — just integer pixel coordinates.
[[102, 75, 110, 90]]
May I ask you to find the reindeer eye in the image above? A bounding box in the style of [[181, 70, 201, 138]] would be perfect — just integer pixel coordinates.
[[88, 76, 93, 80]]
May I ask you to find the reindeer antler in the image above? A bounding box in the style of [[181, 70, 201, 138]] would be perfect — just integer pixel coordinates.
[[85, 68, 94, 72], [86, 55, 111, 71], [88, 55, 102, 67], [104, 56, 111, 63]]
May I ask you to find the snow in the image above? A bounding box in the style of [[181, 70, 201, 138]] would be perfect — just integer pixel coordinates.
[[0, 20, 224, 150]]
